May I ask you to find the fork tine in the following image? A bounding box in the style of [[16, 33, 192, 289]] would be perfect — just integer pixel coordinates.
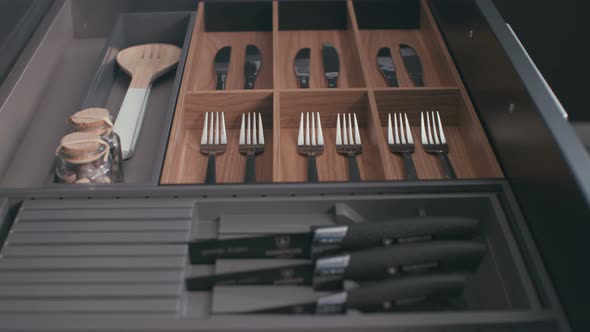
[[436, 111, 446, 144], [404, 113, 413, 144], [387, 113, 394, 144], [420, 112, 427, 145], [239, 113, 245, 145], [353, 113, 361, 145], [246, 113, 251, 145], [348, 113, 354, 145], [305, 112, 310, 145], [399, 113, 406, 144], [209, 112, 214, 145], [342, 113, 348, 145], [426, 111, 433, 144], [311, 112, 316, 145], [431, 112, 440, 144], [252, 112, 258, 145], [336, 113, 342, 145], [317, 112, 324, 146], [201, 112, 209, 145], [215, 112, 220, 145], [298, 112, 304, 146], [258, 113, 265, 145], [393, 113, 399, 144], [221, 112, 227, 144]]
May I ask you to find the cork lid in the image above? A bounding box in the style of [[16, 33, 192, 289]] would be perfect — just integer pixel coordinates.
[[68, 108, 113, 131], [56, 132, 109, 164]]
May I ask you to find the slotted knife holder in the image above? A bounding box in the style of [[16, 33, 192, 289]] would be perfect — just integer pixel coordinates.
[[161, 0, 502, 184]]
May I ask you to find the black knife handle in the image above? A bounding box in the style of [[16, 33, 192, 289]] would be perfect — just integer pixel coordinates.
[[346, 273, 466, 311], [343, 241, 485, 281], [438, 152, 456, 179], [348, 156, 361, 182], [298, 76, 309, 88], [341, 217, 478, 249], [402, 152, 418, 181], [327, 77, 338, 88], [245, 154, 256, 184], [307, 155, 319, 183], [245, 75, 257, 89], [216, 73, 227, 90], [384, 72, 399, 88], [205, 154, 216, 184], [409, 73, 424, 87]]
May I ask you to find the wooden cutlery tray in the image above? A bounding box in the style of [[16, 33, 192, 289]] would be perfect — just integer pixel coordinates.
[[161, 0, 503, 185]]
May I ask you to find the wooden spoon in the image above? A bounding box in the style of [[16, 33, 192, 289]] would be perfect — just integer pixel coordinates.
[[113, 43, 181, 159]]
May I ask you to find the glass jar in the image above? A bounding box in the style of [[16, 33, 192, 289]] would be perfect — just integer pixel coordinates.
[[55, 132, 113, 184], [68, 108, 124, 182]]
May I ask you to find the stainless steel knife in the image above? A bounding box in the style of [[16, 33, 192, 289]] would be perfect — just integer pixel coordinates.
[[399, 44, 423, 87], [188, 216, 479, 263], [243, 273, 467, 314], [322, 43, 339, 88], [185, 241, 485, 291], [377, 47, 399, 87], [244, 45, 261, 89], [294, 48, 310, 88], [214, 46, 231, 90]]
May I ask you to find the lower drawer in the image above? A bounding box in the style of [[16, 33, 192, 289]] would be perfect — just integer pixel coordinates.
[[0, 186, 565, 331]]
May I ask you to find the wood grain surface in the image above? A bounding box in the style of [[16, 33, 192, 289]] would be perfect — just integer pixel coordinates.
[[160, 0, 503, 185]]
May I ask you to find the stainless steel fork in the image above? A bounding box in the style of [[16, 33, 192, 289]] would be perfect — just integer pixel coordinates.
[[297, 112, 324, 182], [238, 112, 265, 184], [387, 113, 418, 180], [421, 111, 456, 179], [200, 112, 227, 184], [336, 113, 362, 182]]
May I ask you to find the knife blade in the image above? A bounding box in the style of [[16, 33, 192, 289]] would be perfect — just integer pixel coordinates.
[[377, 47, 399, 87], [188, 216, 479, 263], [322, 43, 339, 88], [214, 46, 231, 90], [244, 273, 467, 314], [185, 241, 485, 291], [399, 44, 423, 87], [244, 45, 261, 89], [294, 48, 310, 88]]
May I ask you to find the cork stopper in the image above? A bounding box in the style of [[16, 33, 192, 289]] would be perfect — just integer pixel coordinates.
[[68, 108, 113, 132], [56, 132, 109, 164]]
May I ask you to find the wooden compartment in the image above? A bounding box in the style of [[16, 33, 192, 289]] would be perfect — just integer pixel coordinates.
[[186, 2, 273, 91], [277, 90, 387, 182], [161, 91, 274, 184], [277, 1, 365, 89], [161, 0, 503, 185]]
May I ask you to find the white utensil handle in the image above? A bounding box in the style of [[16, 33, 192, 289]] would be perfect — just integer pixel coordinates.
[[113, 87, 151, 159]]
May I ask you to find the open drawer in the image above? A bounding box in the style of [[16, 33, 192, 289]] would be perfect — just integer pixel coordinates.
[[0, 184, 564, 331]]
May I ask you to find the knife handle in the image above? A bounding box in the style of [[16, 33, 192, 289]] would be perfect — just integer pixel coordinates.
[[216, 73, 227, 90], [327, 77, 337, 88], [307, 155, 319, 182], [298, 76, 309, 89], [384, 73, 399, 88], [345, 273, 466, 312], [205, 154, 216, 184], [245, 75, 256, 89]]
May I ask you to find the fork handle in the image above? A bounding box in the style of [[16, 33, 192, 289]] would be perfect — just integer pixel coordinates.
[[439, 153, 456, 179], [245, 154, 256, 184], [307, 155, 319, 183], [205, 154, 216, 184], [348, 156, 361, 182], [402, 152, 418, 181]]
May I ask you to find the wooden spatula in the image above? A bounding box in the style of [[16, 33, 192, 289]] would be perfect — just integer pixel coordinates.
[[113, 43, 181, 159]]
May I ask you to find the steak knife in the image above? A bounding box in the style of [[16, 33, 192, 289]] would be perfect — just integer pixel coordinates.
[[244, 45, 261, 89], [377, 47, 399, 87], [189, 216, 479, 263], [185, 241, 485, 291], [214, 46, 231, 90], [399, 44, 423, 87], [322, 43, 339, 88], [294, 48, 310, 88], [244, 273, 467, 314]]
